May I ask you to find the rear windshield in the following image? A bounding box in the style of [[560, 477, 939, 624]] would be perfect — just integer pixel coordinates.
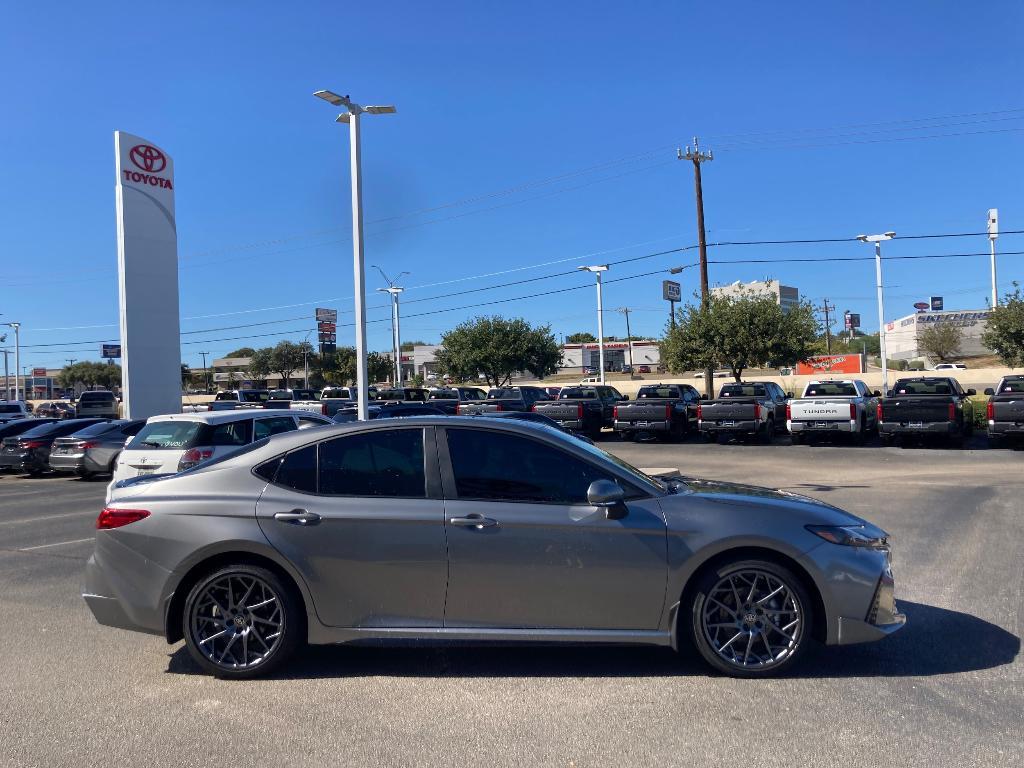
[[240, 391, 270, 402], [428, 390, 456, 400], [268, 390, 293, 400], [892, 380, 954, 395], [19, 420, 102, 439], [804, 382, 857, 397], [291, 390, 318, 400], [0, 404, 24, 413], [638, 387, 678, 399], [719, 385, 765, 397], [321, 388, 351, 399], [79, 392, 114, 402], [559, 388, 596, 399], [130, 421, 203, 450], [1000, 379, 1024, 393], [69, 421, 124, 438], [488, 389, 520, 399]]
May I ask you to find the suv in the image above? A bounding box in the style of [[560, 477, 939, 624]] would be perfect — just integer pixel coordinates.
[[75, 391, 119, 418], [0, 401, 31, 424]]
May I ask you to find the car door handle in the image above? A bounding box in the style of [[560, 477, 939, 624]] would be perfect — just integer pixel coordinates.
[[449, 514, 498, 529], [274, 509, 321, 526]]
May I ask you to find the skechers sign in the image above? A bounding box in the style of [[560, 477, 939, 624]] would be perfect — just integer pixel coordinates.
[[121, 144, 173, 189]]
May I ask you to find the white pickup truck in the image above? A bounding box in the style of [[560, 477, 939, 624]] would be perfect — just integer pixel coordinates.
[[786, 379, 881, 444], [0, 401, 32, 424]]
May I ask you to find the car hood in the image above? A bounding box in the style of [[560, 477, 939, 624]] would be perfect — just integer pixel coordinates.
[[667, 476, 867, 527]]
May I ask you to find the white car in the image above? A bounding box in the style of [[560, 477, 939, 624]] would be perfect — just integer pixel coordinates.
[[934, 362, 967, 370], [0, 401, 32, 424], [110, 409, 330, 486]]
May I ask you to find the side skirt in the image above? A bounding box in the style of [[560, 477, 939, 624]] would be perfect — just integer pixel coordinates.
[[307, 625, 673, 647]]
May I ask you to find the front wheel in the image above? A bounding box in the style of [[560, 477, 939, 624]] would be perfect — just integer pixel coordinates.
[[687, 559, 813, 678], [183, 565, 303, 679]]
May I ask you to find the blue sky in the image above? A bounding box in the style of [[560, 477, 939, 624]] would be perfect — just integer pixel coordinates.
[[2, 1, 1023, 370]]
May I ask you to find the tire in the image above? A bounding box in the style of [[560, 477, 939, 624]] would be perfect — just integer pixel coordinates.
[[618, 430, 635, 442], [988, 434, 1004, 450], [758, 419, 774, 444], [182, 564, 303, 679], [686, 559, 814, 678], [880, 433, 895, 447], [107, 452, 120, 475], [852, 420, 866, 446], [790, 432, 804, 445]]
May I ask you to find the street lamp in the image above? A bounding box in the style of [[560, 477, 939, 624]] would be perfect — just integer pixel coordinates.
[[314, 89, 397, 420], [4, 322, 20, 401], [578, 265, 609, 384], [374, 266, 409, 385], [856, 232, 896, 393]]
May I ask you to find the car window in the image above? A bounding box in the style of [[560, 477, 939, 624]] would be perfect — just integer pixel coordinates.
[[1001, 380, 1024, 393], [0, 404, 25, 414], [79, 392, 114, 403], [130, 421, 202, 449], [208, 420, 252, 446], [121, 421, 145, 437], [215, 392, 234, 401], [297, 415, 328, 430], [273, 444, 318, 493], [428, 390, 456, 400], [720, 384, 765, 398], [69, 421, 122, 438], [254, 416, 297, 441], [318, 429, 426, 498], [804, 382, 858, 397], [445, 428, 621, 505]]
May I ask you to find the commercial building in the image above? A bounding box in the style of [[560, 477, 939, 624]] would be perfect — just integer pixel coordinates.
[[711, 279, 800, 312], [884, 309, 992, 360], [559, 340, 661, 372]]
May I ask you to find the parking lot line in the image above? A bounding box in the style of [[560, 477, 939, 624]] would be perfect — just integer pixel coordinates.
[[19, 537, 94, 551], [0, 510, 97, 526]]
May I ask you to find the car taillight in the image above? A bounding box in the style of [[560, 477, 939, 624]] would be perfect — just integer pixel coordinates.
[[178, 447, 213, 471], [753, 403, 761, 420], [613, 405, 619, 419], [578, 403, 584, 419], [696, 404, 702, 420], [321, 403, 328, 415], [877, 402, 883, 422], [96, 508, 150, 530], [494, 404, 503, 412], [79, 441, 99, 450], [531, 404, 538, 412], [987, 401, 994, 420], [850, 404, 857, 420], [20, 440, 44, 449], [456, 404, 464, 414], [948, 402, 956, 420], [665, 404, 672, 419], [785, 403, 791, 420]]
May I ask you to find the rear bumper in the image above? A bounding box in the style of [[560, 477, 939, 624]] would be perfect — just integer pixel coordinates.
[[699, 419, 759, 433], [988, 422, 1024, 436], [879, 421, 958, 435], [789, 419, 857, 434], [49, 454, 86, 472], [614, 420, 670, 432], [82, 543, 169, 637]]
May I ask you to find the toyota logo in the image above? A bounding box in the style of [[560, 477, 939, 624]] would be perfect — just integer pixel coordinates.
[[129, 144, 167, 173]]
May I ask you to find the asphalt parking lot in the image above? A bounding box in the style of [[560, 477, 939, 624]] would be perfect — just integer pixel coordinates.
[[0, 439, 1020, 768]]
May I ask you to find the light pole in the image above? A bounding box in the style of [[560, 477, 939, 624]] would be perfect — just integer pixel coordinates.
[[857, 232, 895, 393], [578, 265, 609, 384], [4, 323, 20, 401], [314, 89, 396, 421], [198, 351, 210, 393], [988, 208, 999, 307], [374, 266, 409, 386]]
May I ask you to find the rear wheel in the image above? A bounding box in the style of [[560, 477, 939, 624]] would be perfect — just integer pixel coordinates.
[[687, 559, 813, 678], [790, 432, 804, 445], [852, 420, 867, 446], [758, 419, 774, 444], [183, 564, 303, 679], [880, 433, 895, 447]]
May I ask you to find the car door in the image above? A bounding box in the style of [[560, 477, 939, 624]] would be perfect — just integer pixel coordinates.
[[438, 426, 668, 630], [254, 425, 448, 628]]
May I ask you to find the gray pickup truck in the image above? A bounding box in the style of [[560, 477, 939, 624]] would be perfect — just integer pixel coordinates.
[[612, 384, 700, 442], [984, 375, 1024, 447], [878, 376, 976, 447], [531, 385, 625, 439], [456, 386, 550, 415], [698, 381, 789, 443], [787, 379, 880, 445], [208, 389, 272, 411], [425, 387, 488, 415]]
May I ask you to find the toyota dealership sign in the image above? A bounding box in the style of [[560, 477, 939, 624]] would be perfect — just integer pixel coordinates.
[[123, 144, 173, 188]]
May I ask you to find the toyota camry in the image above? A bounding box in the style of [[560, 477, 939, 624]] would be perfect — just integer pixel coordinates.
[[83, 417, 904, 678]]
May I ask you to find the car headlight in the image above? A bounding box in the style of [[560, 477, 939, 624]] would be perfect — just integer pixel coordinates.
[[806, 524, 888, 550]]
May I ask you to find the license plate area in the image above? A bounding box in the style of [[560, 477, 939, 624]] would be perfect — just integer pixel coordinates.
[[909, 421, 924, 429], [721, 420, 736, 427]]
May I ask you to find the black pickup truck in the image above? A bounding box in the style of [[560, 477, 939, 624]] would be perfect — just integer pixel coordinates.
[[697, 381, 789, 443], [612, 383, 700, 442], [531, 385, 626, 439], [878, 376, 976, 447], [425, 387, 488, 414], [455, 386, 550, 415], [983, 375, 1024, 447]]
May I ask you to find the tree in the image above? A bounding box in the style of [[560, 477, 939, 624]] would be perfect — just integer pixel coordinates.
[[660, 293, 819, 382], [400, 340, 429, 351], [262, 340, 313, 389], [918, 322, 963, 362], [367, 351, 394, 384], [246, 348, 273, 386], [56, 361, 122, 390], [225, 347, 256, 358], [565, 332, 597, 344], [982, 283, 1024, 367], [434, 316, 561, 387]]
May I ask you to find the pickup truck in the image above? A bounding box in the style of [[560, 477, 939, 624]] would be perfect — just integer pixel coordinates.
[[425, 387, 488, 414], [787, 379, 880, 445], [376, 387, 430, 403], [531, 385, 626, 439], [456, 386, 550, 415], [264, 388, 322, 412], [697, 381, 789, 443], [612, 383, 700, 442], [208, 389, 272, 411], [983, 375, 1024, 446], [878, 376, 976, 447]]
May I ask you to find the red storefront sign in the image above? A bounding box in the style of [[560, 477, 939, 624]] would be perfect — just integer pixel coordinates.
[[795, 355, 863, 375]]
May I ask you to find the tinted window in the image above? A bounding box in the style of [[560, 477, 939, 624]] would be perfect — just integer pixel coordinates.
[[488, 389, 519, 399], [804, 382, 858, 397], [70, 421, 124, 438], [79, 392, 114, 403], [0, 404, 24, 414], [720, 384, 766, 397], [254, 416, 296, 440], [893, 380, 953, 395], [240, 391, 270, 403], [207, 420, 252, 446], [321, 388, 352, 399], [639, 387, 678, 399], [446, 428, 619, 505], [560, 388, 596, 399], [0, 419, 56, 438], [1001, 379, 1024, 393], [319, 429, 425, 497], [132, 421, 203, 449], [428, 390, 457, 400], [121, 421, 145, 436], [275, 444, 317, 493]]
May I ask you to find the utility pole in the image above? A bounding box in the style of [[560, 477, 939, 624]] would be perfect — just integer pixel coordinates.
[[988, 208, 999, 307], [198, 351, 211, 393], [615, 308, 635, 373], [678, 138, 714, 397], [374, 266, 409, 386], [819, 299, 835, 354]]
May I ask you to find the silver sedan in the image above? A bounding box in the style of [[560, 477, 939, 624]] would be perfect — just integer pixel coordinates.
[[83, 417, 904, 679]]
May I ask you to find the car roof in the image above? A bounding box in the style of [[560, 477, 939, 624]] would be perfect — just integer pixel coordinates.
[[147, 409, 297, 425]]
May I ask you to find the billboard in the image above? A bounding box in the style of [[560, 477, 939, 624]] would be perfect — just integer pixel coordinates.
[[795, 354, 864, 375], [843, 312, 860, 330], [315, 307, 338, 323], [930, 296, 944, 311], [32, 367, 47, 377], [316, 308, 337, 355], [101, 344, 122, 358], [662, 280, 681, 302], [114, 132, 180, 419]]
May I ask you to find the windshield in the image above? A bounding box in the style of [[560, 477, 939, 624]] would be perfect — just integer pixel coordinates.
[[321, 388, 351, 399], [638, 387, 677, 399], [720, 384, 765, 397], [1000, 379, 1024, 393], [804, 382, 857, 397], [268, 390, 292, 400], [488, 389, 519, 399], [130, 421, 203, 449], [892, 380, 954, 395], [559, 388, 596, 399], [291, 390, 318, 400]]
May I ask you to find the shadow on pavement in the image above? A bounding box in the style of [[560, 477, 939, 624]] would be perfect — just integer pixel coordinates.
[[165, 601, 1017, 681]]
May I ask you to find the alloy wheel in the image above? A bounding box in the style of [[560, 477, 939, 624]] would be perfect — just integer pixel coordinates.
[[189, 573, 284, 671], [700, 568, 803, 671]]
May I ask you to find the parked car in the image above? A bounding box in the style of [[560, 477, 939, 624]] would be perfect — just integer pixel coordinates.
[[0, 401, 32, 423], [637, 365, 651, 374], [698, 381, 789, 442], [456, 386, 550, 414], [471, 410, 594, 443], [425, 387, 487, 414], [0, 418, 58, 462], [983, 375, 1024, 447], [208, 389, 272, 411], [582, 366, 598, 376], [0, 418, 111, 475], [75, 390, 119, 419], [934, 362, 967, 370], [110, 409, 304, 486], [86, 416, 904, 679], [787, 379, 880, 445], [35, 401, 75, 419], [878, 376, 976, 447], [49, 419, 146, 478], [532, 385, 626, 439], [613, 383, 701, 442], [375, 387, 430, 403], [332, 403, 447, 423]]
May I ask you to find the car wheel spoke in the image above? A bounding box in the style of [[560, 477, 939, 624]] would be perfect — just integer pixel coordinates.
[[190, 572, 284, 671]]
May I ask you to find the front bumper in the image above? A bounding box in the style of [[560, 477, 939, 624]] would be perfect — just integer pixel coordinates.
[[789, 419, 857, 434], [879, 421, 958, 435]]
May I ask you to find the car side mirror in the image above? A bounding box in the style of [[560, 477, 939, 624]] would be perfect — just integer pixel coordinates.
[[966, 388, 976, 396], [872, 390, 882, 398], [984, 388, 994, 396], [621, 395, 630, 401], [786, 391, 794, 399], [587, 479, 627, 519], [885, 390, 894, 398]]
